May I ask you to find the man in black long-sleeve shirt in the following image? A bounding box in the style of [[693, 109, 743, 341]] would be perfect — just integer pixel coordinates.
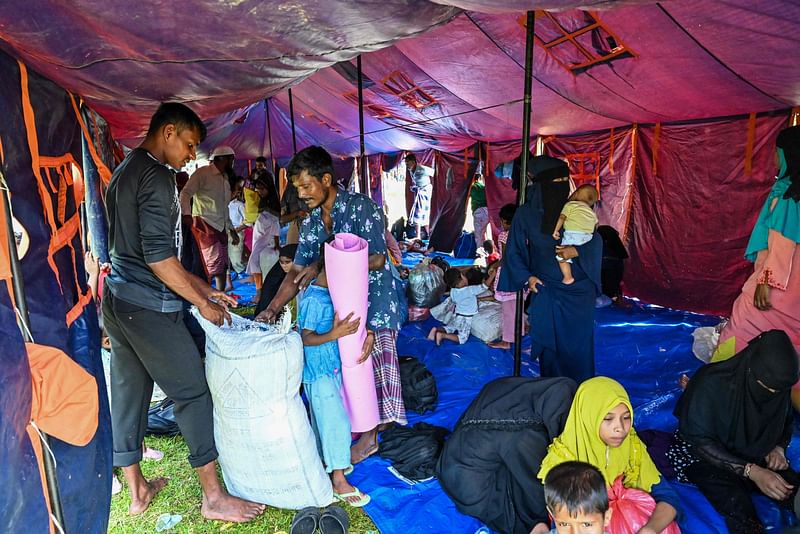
[[103, 102, 264, 522]]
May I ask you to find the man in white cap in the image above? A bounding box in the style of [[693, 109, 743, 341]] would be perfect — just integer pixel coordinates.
[[181, 145, 240, 291]]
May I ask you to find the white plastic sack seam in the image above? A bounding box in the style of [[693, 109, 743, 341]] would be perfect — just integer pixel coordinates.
[[191, 308, 333, 509]]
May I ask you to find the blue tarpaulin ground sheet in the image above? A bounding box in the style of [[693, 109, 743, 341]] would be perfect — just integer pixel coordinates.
[[343, 301, 800, 534], [227, 273, 798, 533], [402, 251, 476, 269]]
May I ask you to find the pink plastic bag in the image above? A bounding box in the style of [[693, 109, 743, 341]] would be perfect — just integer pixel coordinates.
[[408, 305, 430, 322], [607, 477, 681, 534]]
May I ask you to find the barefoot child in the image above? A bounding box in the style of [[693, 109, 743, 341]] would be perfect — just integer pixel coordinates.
[[552, 184, 598, 285], [489, 204, 528, 349], [298, 242, 375, 507], [428, 267, 495, 346]]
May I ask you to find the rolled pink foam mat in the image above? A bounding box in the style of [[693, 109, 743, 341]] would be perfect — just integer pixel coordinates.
[[325, 233, 379, 432]]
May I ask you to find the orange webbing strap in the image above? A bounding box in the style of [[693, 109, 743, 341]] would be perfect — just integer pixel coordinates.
[[622, 124, 639, 243], [608, 127, 616, 174], [0, 138, 11, 282], [484, 142, 490, 183], [38, 154, 84, 290], [19, 63, 92, 323], [791, 107, 800, 127], [18, 61, 56, 237], [651, 122, 661, 176], [68, 94, 112, 186], [744, 112, 757, 177]]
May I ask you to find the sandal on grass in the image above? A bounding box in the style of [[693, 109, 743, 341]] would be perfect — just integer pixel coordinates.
[[333, 487, 371, 508], [319, 505, 350, 534], [290, 507, 320, 534]]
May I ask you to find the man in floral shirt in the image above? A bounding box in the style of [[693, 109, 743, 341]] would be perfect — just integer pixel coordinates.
[[257, 146, 406, 462]]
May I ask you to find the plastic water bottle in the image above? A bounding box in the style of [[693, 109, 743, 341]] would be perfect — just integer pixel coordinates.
[[155, 513, 182, 532]]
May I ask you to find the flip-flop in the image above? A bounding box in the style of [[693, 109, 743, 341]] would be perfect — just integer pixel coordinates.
[[319, 505, 350, 534], [290, 507, 320, 534], [142, 447, 164, 461], [333, 487, 371, 508]]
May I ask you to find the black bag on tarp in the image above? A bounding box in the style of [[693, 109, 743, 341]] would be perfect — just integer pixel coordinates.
[[399, 356, 438, 414], [146, 398, 180, 436], [378, 423, 450, 481]]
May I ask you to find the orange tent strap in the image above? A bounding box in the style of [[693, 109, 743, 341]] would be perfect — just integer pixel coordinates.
[[608, 127, 616, 174], [791, 107, 800, 127], [744, 112, 757, 176], [18, 60, 57, 237], [651, 122, 661, 176], [484, 142, 490, 182], [68, 94, 112, 186], [622, 124, 639, 242], [0, 134, 5, 165], [66, 290, 93, 326]]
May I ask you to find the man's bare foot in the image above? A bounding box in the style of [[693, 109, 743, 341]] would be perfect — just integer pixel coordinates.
[[128, 477, 168, 515], [679, 374, 690, 390], [427, 327, 438, 342], [562, 276, 574, 285], [201, 491, 266, 523], [488, 340, 511, 349]]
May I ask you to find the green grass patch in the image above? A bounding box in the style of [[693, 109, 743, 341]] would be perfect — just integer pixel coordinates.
[[109, 435, 378, 533], [229, 305, 256, 318]]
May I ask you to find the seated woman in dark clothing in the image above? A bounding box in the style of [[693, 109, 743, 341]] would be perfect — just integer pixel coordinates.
[[669, 329, 800, 534], [436, 377, 577, 534], [254, 244, 297, 318]]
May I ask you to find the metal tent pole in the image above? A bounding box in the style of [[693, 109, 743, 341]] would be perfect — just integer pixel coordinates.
[[265, 98, 279, 184], [356, 55, 368, 195], [514, 10, 536, 377], [1, 169, 67, 533], [288, 88, 298, 155]]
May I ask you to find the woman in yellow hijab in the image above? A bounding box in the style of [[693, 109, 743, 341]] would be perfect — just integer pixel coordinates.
[[538, 377, 681, 534]]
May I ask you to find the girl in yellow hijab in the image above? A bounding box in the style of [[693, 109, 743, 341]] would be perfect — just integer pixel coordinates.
[[538, 377, 681, 534]]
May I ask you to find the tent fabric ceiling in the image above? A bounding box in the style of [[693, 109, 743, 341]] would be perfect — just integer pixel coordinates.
[[1, 1, 799, 156], [203, 0, 800, 159]]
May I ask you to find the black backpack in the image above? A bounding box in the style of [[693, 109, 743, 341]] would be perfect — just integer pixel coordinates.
[[146, 398, 180, 436], [378, 423, 450, 481], [399, 356, 438, 414]]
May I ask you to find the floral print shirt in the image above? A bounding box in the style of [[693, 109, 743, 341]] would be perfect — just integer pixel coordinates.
[[295, 188, 403, 331]]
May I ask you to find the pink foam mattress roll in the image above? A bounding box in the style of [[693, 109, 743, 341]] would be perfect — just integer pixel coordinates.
[[324, 233, 379, 432]]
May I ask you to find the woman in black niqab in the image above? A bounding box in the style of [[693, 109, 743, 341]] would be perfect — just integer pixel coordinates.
[[669, 329, 800, 533]]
